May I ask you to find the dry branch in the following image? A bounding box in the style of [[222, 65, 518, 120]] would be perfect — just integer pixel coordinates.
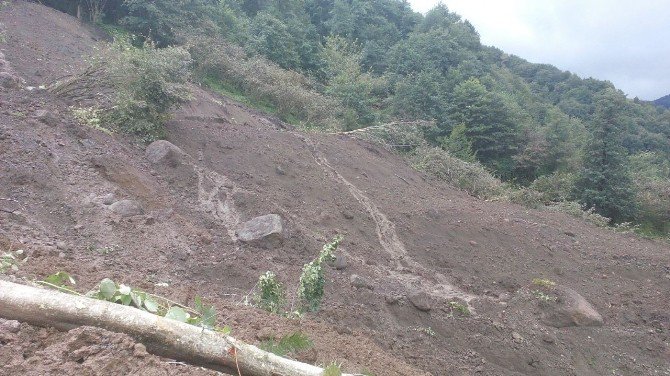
[[0, 280, 354, 376]]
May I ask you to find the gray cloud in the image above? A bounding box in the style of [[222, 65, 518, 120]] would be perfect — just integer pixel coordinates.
[[408, 0, 670, 100]]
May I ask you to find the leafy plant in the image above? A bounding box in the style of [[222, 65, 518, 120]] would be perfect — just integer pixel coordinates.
[[323, 363, 343, 376], [297, 236, 342, 313], [532, 278, 556, 287], [260, 332, 313, 357], [254, 236, 342, 315], [533, 290, 557, 302], [255, 271, 286, 314], [446, 301, 470, 317], [39, 272, 225, 331], [0, 249, 23, 273]]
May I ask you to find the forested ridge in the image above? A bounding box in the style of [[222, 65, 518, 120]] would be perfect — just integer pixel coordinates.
[[41, 0, 670, 234]]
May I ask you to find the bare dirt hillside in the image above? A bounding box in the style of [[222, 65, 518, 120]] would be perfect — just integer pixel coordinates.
[[1, 2, 669, 375]]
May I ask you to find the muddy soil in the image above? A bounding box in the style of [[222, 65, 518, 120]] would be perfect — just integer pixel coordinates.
[[1, 2, 669, 375]]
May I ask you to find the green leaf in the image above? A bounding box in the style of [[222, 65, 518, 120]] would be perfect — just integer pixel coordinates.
[[98, 278, 117, 299], [200, 306, 217, 329], [165, 306, 190, 322], [217, 325, 232, 336], [130, 291, 143, 308], [194, 296, 203, 312], [118, 284, 132, 295], [44, 271, 76, 287], [118, 294, 132, 306], [143, 297, 159, 313]]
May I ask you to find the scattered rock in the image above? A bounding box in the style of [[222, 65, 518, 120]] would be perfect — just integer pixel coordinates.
[[542, 333, 556, 344], [0, 319, 21, 334], [0, 72, 22, 89], [350, 274, 373, 290], [511, 332, 523, 343], [145, 140, 186, 167], [236, 214, 283, 246], [540, 286, 604, 328], [408, 291, 432, 312], [255, 327, 274, 341], [99, 193, 116, 205], [469, 240, 478, 246], [33, 109, 58, 126], [56, 241, 67, 250], [275, 166, 286, 175], [327, 253, 348, 270], [133, 343, 148, 358], [564, 231, 576, 237], [109, 200, 144, 217]]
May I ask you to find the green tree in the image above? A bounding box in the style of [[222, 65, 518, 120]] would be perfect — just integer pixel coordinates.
[[449, 78, 519, 172], [574, 89, 637, 222], [441, 123, 476, 162]]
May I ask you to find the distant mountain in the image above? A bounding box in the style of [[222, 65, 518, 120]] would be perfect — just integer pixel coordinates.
[[653, 94, 670, 109]]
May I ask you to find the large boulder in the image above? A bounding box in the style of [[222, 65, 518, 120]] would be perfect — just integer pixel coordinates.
[[109, 200, 144, 218], [540, 286, 604, 328], [236, 214, 283, 246], [145, 140, 186, 167]]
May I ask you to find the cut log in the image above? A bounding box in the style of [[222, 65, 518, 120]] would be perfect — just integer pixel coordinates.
[[0, 280, 353, 376]]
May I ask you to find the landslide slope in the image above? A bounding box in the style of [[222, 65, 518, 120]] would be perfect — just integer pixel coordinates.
[[1, 2, 668, 375]]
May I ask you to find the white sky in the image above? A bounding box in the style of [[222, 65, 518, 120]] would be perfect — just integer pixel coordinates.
[[407, 0, 670, 100]]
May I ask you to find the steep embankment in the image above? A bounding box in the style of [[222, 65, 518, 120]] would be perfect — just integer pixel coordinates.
[[1, 2, 668, 375]]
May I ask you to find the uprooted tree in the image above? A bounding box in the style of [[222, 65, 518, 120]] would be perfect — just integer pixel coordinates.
[[0, 280, 357, 376]]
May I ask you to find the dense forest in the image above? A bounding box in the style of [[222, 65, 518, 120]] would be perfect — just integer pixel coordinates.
[[654, 94, 670, 109], [40, 0, 670, 234]]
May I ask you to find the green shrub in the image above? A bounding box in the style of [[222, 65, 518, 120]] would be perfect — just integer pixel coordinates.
[[411, 146, 506, 199], [297, 236, 342, 312], [104, 39, 192, 142], [188, 37, 339, 130], [546, 201, 611, 227], [255, 271, 286, 314]]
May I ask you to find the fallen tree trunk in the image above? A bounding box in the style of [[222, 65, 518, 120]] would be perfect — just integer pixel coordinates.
[[0, 280, 351, 376]]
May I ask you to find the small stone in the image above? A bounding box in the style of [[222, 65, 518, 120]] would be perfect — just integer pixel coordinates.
[[56, 241, 67, 250], [100, 193, 116, 205], [0, 319, 21, 334], [58, 252, 66, 258], [133, 343, 148, 357], [512, 332, 523, 343], [469, 240, 478, 246], [144, 216, 156, 225], [33, 109, 58, 126], [542, 334, 556, 344], [563, 231, 576, 237], [0, 72, 22, 89], [350, 274, 373, 290], [275, 166, 286, 175], [110, 200, 144, 217], [385, 295, 401, 305], [327, 253, 347, 270], [408, 291, 432, 312], [255, 327, 274, 341]]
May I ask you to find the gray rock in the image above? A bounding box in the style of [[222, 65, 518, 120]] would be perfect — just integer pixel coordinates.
[[0, 319, 21, 334], [145, 140, 186, 167], [0, 72, 22, 89], [328, 253, 348, 270], [236, 214, 283, 245], [350, 274, 373, 290], [100, 193, 116, 205], [408, 291, 433, 312], [540, 286, 604, 328], [33, 109, 58, 126], [109, 200, 144, 217]]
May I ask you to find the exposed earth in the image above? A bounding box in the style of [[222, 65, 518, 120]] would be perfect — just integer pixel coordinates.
[[1, 2, 669, 375]]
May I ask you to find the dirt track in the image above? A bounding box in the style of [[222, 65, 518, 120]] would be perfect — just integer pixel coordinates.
[[1, 2, 669, 375]]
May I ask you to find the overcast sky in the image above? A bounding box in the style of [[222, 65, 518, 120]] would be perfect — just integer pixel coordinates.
[[407, 0, 670, 100]]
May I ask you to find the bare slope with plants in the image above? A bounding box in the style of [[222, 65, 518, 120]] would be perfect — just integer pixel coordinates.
[[1, 2, 669, 375]]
